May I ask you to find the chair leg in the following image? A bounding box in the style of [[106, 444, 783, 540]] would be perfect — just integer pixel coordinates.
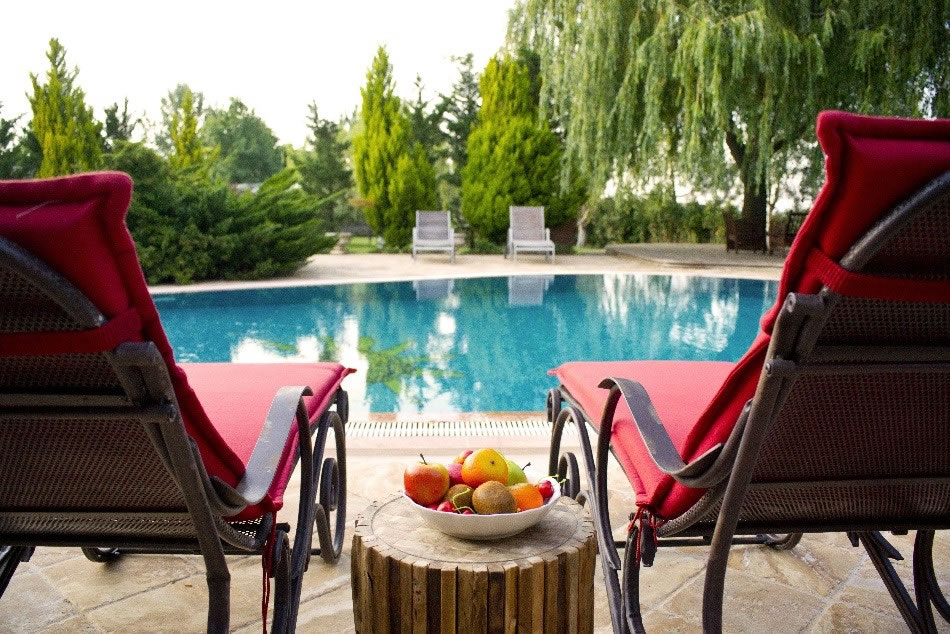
[[81, 547, 122, 563], [268, 530, 294, 634], [0, 545, 33, 598], [853, 531, 928, 633], [312, 409, 348, 564], [914, 530, 949, 629]]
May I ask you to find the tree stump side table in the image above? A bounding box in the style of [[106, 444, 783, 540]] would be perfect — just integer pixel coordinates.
[[352, 494, 595, 634]]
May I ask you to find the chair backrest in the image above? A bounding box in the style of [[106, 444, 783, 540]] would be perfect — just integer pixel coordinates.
[[651, 112, 950, 527], [732, 171, 950, 529], [510, 206, 547, 241], [0, 173, 245, 541], [415, 210, 451, 241], [0, 234, 193, 538]]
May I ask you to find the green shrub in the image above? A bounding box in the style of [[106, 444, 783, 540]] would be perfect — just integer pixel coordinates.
[[585, 186, 728, 247], [107, 141, 334, 284]]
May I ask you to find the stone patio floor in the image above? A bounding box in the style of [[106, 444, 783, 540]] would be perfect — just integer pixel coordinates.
[[1, 434, 946, 633]]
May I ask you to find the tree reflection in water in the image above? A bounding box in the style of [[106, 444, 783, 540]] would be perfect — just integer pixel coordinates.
[[156, 275, 777, 416]]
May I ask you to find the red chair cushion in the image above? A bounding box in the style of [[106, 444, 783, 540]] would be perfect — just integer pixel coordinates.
[[551, 111, 950, 520], [182, 363, 353, 520], [551, 360, 736, 514]]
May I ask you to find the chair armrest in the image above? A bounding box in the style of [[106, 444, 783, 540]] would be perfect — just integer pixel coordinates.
[[545, 228, 551, 241], [598, 377, 721, 480], [412, 228, 419, 241], [234, 385, 313, 505]]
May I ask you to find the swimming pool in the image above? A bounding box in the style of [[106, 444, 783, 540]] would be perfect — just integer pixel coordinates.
[[153, 274, 777, 417]]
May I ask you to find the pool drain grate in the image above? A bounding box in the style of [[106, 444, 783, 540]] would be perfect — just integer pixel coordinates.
[[345, 419, 578, 438]]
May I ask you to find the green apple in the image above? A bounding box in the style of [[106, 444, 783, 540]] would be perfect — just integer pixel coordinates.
[[505, 459, 528, 486]]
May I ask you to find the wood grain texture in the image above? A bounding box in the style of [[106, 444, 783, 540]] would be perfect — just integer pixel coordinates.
[[352, 495, 594, 633]]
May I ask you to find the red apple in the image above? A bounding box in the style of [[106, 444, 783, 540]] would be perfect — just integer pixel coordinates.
[[453, 449, 474, 465], [447, 463, 464, 486], [437, 501, 455, 513], [404, 455, 450, 506], [461, 509, 474, 515]]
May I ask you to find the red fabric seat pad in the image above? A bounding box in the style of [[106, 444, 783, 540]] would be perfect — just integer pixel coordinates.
[[551, 112, 950, 521], [551, 360, 739, 517], [182, 363, 353, 520]]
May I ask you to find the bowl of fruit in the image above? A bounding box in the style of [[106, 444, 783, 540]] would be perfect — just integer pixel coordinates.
[[402, 448, 561, 540]]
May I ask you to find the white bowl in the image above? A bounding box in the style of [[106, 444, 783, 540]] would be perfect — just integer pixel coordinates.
[[403, 470, 562, 541]]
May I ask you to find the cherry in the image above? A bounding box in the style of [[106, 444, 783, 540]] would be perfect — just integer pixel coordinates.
[[537, 479, 556, 500]]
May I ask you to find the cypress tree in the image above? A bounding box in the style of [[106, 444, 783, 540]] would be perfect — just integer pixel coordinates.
[[461, 56, 581, 243], [353, 47, 437, 247], [28, 38, 102, 177], [169, 87, 205, 170]]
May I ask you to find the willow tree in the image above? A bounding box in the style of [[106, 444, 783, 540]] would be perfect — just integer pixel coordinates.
[[510, 0, 950, 249]]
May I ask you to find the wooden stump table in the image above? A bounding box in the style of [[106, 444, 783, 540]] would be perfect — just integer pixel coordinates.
[[352, 494, 595, 634]]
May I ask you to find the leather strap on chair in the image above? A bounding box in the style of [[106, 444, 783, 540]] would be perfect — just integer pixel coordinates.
[[807, 248, 950, 303], [0, 308, 142, 356]]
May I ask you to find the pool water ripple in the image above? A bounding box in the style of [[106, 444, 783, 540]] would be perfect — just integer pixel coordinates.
[[154, 274, 777, 417]]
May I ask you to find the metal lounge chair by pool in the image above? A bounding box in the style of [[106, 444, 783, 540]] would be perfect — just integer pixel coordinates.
[[544, 111, 950, 633], [0, 172, 354, 633], [412, 210, 456, 262], [507, 206, 555, 262]]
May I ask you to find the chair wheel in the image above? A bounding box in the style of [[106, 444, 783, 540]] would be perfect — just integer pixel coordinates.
[[81, 547, 122, 563]]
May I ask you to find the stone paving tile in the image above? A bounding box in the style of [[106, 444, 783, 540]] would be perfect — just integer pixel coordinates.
[[0, 571, 79, 633], [42, 554, 201, 611], [2, 452, 949, 632], [664, 569, 827, 632]]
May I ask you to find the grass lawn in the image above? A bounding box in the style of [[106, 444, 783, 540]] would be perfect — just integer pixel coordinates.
[[343, 236, 381, 254]]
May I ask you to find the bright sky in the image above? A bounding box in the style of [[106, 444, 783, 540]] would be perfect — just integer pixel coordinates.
[[1, 1, 516, 147]]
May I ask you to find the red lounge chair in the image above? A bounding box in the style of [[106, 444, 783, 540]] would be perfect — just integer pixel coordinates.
[[0, 172, 354, 633], [545, 112, 950, 633]]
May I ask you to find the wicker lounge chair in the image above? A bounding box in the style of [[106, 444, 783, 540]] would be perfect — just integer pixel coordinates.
[[544, 112, 950, 633], [412, 210, 456, 262], [507, 206, 555, 262], [0, 172, 354, 633]]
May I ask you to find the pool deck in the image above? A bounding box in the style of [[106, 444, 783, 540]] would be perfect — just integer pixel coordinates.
[[3, 446, 946, 632], [148, 247, 783, 294]]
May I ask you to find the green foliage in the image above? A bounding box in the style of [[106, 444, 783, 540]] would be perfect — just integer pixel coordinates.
[[103, 98, 139, 151], [387, 143, 438, 246], [168, 87, 208, 170], [585, 187, 728, 247], [407, 75, 446, 164], [461, 55, 583, 243], [0, 103, 30, 179], [28, 38, 102, 177], [510, 0, 950, 244], [201, 98, 282, 183], [353, 47, 437, 247], [293, 102, 356, 230], [156, 84, 204, 155], [439, 54, 480, 186], [106, 141, 333, 284]]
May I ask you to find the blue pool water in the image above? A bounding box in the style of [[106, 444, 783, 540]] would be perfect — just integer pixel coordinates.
[[153, 275, 777, 417]]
